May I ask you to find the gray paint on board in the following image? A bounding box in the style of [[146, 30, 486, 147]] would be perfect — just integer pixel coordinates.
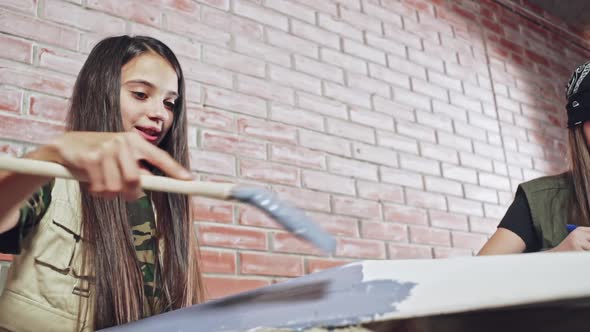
[[103, 263, 416, 332]]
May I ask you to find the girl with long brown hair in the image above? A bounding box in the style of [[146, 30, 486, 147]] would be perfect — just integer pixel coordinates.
[[479, 61, 590, 255], [0, 35, 203, 331]]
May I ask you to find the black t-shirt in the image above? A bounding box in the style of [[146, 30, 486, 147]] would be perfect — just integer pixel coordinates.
[[497, 187, 542, 252]]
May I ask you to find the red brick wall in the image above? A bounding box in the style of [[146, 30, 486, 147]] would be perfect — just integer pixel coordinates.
[[1, 0, 589, 300]]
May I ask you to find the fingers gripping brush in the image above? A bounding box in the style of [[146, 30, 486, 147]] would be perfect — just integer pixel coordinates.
[[0, 156, 336, 253]]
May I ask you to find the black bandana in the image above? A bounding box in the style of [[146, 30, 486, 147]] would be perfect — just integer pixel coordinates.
[[566, 61, 590, 128]]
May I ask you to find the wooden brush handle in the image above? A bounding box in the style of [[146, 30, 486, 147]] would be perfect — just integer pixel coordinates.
[[0, 156, 234, 200]]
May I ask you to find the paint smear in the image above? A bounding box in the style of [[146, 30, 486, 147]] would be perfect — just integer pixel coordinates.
[[102, 263, 416, 332]]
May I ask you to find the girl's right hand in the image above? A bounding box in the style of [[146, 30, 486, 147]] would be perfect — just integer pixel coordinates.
[[550, 227, 590, 252], [29, 131, 193, 200]]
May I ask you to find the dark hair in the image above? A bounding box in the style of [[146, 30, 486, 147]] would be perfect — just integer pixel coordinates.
[[565, 62, 590, 229], [67, 35, 203, 329], [567, 124, 590, 228]]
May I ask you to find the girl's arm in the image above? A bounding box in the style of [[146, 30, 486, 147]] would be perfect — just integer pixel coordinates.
[[479, 187, 537, 255], [0, 131, 193, 234], [0, 146, 54, 233], [477, 228, 526, 255]]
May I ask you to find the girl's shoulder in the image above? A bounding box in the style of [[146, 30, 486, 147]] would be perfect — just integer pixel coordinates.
[[520, 172, 571, 194]]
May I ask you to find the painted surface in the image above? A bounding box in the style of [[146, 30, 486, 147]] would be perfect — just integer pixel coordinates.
[[103, 263, 416, 332], [359, 253, 590, 320], [103, 252, 590, 331]]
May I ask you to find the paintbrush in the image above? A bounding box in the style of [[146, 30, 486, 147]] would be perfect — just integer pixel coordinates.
[[0, 156, 336, 253]]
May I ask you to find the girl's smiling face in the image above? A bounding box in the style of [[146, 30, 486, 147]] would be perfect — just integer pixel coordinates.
[[120, 52, 178, 146]]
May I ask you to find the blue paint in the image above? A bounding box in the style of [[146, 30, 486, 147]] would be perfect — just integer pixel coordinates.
[[102, 264, 417, 332], [231, 187, 336, 253]]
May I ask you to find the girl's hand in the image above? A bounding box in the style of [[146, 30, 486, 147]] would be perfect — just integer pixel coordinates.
[[32, 131, 193, 200], [550, 227, 590, 252]]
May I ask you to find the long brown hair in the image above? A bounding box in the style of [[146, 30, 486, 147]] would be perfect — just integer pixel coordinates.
[[567, 125, 590, 227], [66, 35, 203, 329]]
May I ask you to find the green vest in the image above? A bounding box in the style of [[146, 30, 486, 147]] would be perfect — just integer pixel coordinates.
[[520, 173, 571, 250]]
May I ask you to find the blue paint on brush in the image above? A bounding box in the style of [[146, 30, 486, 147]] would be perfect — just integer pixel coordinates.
[[231, 186, 336, 253]]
